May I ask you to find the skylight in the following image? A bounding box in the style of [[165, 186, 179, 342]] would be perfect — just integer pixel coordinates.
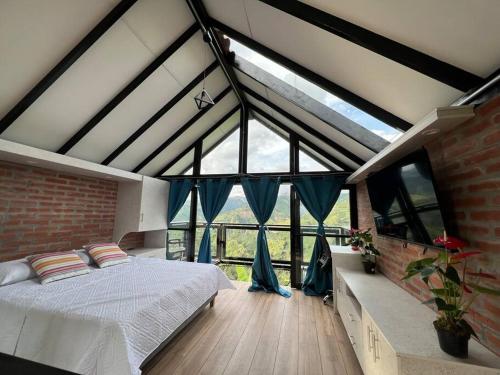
[[227, 38, 403, 143]]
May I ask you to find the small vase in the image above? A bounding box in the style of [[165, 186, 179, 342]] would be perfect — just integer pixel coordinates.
[[433, 321, 470, 358], [362, 261, 376, 274]]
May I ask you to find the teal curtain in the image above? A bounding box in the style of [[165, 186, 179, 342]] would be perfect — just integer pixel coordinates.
[[197, 178, 234, 263], [167, 179, 193, 225], [292, 175, 347, 296], [241, 177, 291, 298]]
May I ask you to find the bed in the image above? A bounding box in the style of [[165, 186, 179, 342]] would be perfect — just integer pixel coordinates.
[[0, 256, 234, 375]]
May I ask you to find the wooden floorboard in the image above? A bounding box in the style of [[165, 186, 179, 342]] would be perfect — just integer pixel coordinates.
[[144, 282, 361, 375]]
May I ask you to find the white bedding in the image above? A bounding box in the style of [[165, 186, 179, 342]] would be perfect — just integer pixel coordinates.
[[0, 257, 234, 375]]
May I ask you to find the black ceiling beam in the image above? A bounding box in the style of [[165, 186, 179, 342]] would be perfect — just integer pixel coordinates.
[[258, 0, 483, 92], [57, 23, 199, 154], [186, 0, 246, 111], [212, 19, 412, 132], [241, 83, 365, 166], [250, 104, 353, 172], [156, 106, 240, 176], [0, 0, 138, 134], [133, 86, 232, 173], [101, 61, 218, 165]]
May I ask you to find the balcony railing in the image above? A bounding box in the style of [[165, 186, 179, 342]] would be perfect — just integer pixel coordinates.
[[167, 222, 350, 269]]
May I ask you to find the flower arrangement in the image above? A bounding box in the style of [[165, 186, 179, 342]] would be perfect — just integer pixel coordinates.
[[403, 231, 499, 358], [346, 228, 380, 273]]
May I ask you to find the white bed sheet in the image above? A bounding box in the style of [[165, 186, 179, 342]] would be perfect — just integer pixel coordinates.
[[0, 257, 234, 375]]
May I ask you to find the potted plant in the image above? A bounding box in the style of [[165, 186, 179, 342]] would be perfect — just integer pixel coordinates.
[[403, 232, 499, 358], [345, 228, 380, 273]]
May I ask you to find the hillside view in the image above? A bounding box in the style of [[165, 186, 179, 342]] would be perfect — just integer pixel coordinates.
[[169, 188, 351, 285]]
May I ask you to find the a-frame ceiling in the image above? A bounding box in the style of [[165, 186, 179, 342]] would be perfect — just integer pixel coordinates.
[[0, 0, 498, 178]]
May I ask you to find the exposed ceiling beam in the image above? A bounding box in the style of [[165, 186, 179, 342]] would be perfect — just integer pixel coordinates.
[[0, 0, 138, 134], [186, 0, 246, 111], [250, 104, 353, 172], [212, 19, 412, 132], [132, 86, 232, 173], [155, 106, 240, 176], [258, 0, 483, 92], [101, 61, 218, 165], [57, 23, 199, 154], [241, 83, 365, 166]]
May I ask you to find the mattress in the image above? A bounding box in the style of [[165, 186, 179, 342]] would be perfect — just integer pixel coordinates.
[[0, 257, 234, 375]]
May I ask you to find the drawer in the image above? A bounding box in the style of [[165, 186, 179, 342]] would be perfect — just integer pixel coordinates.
[[338, 294, 364, 364]]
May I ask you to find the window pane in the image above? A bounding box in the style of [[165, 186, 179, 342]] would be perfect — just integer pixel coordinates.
[[226, 37, 402, 143], [162, 149, 194, 176], [167, 230, 188, 260], [194, 226, 218, 260], [268, 185, 290, 225], [213, 185, 256, 224], [200, 128, 240, 174], [219, 264, 290, 286], [170, 192, 191, 226], [299, 150, 329, 172], [247, 119, 289, 173], [300, 189, 351, 270]]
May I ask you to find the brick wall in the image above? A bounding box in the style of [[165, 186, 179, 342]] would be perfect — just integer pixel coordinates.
[[120, 231, 146, 249], [356, 95, 500, 355], [0, 161, 144, 261]]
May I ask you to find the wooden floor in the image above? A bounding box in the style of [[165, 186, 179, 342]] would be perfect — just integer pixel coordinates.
[[143, 282, 363, 375]]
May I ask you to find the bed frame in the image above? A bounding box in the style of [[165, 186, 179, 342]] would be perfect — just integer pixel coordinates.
[[140, 291, 218, 369]]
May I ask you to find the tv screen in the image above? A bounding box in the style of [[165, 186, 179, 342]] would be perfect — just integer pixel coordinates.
[[366, 149, 446, 246]]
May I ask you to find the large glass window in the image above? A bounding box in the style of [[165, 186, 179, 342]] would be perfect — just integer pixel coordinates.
[[226, 37, 402, 143], [200, 128, 240, 174], [162, 149, 194, 176], [300, 189, 351, 272], [247, 119, 289, 173]]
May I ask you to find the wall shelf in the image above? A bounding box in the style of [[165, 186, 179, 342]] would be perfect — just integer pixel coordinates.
[[347, 105, 475, 184], [0, 139, 142, 182]]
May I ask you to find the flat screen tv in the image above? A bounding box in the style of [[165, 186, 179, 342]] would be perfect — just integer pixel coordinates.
[[366, 149, 446, 246]]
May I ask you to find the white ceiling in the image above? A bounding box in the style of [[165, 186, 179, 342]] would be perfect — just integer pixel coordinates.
[[206, 0, 467, 124], [303, 0, 500, 77], [0, 0, 498, 178]]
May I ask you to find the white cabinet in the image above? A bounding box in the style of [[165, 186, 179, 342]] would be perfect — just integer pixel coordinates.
[[331, 247, 500, 375], [113, 176, 169, 241], [362, 311, 398, 375]]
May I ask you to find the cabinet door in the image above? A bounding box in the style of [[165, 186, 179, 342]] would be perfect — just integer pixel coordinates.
[[362, 312, 398, 375], [139, 177, 168, 231]]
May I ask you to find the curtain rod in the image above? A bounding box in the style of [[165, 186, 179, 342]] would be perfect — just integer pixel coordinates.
[[157, 171, 351, 181]]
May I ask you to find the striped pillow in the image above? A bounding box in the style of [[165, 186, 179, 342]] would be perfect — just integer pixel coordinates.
[[86, 243, 130, 268], [29, 251, 90, 284]]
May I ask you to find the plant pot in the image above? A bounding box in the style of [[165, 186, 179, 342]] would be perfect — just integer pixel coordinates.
[[433, 321, 470, 358], [351, 245, 359, 251], [362, 260, 376, 274]]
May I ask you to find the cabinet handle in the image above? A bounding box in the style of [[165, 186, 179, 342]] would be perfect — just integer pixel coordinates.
[[348, 335, 356, 347], [372, 334, 380, 362], [348, 313, 355, 322], [141, 213, 144, 222], [367, 326, 373, 352]]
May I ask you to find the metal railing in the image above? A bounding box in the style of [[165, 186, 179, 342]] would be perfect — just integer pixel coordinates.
[[167, 222, 350, 268]]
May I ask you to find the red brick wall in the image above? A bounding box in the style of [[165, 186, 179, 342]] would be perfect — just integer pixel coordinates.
[[356, 95, 500, 355], [120, 231, 146, 249], [0, 161, 143, 261]]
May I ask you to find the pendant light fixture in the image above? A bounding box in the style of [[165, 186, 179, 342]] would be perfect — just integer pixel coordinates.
[[194, 32, 215, 110]]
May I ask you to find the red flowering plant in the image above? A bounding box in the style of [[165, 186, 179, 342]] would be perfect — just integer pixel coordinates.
[[403, 232, 500, 341]]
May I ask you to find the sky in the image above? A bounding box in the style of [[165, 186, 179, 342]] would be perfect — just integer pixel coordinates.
[[228, 38, 403, 143], [200, 119, 327, 177]]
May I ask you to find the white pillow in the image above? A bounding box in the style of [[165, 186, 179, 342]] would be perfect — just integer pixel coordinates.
[[0, 258, 37, 286]]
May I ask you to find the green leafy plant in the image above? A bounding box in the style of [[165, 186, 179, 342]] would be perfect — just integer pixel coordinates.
[[345, 228, 380, 263], [403, 234, 499, 338]]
